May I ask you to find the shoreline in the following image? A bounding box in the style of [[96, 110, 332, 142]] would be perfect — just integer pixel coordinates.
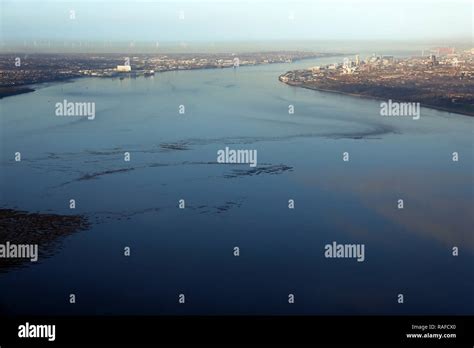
[[0, 86, 36, 99], [0, 77, 83, 99], [0, 53, 344, 100], [281, 81, 474, 117]]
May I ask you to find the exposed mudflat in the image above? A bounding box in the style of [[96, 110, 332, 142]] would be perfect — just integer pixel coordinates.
[[0, 209, 89, 272]]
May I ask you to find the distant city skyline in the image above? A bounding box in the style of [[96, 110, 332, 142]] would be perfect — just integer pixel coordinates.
[[1, 0, 472, 46]]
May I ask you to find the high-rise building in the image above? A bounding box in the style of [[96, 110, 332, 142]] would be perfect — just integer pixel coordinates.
[[343, 57, 350, 68]]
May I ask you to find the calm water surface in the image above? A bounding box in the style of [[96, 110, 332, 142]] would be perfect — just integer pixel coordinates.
[[0, 58, 473, 315]]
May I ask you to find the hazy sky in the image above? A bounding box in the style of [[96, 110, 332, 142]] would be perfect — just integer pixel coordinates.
[[1, 0, 472, 43]]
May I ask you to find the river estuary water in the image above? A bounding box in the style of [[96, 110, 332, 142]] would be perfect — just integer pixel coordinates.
[[0, 57, 473, 315]]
